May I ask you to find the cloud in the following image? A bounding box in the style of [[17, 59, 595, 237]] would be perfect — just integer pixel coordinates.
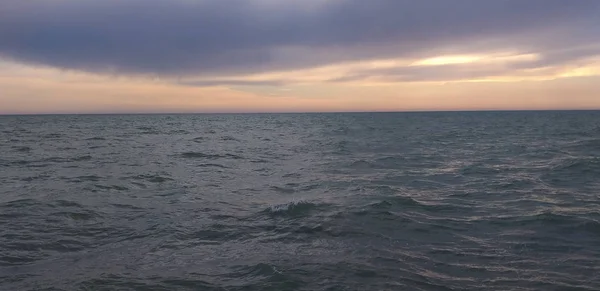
[[2, 56, 600, 114], [0, 0, 599, 80], [173, 52, 600, 86]]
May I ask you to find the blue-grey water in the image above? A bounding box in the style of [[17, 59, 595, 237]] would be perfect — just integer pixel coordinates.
[[1, 111, 600, 290]]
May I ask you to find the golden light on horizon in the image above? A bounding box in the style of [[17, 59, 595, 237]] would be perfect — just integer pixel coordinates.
[[412, 53, 540, 67], [174, 51, 547, 87], [413, 55, 483, 66], [1, 49, 600, 114]]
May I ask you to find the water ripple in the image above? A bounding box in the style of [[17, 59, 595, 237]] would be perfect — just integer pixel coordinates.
[[1, 112, 600, 290]]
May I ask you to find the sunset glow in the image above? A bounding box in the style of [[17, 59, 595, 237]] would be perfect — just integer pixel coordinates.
[[413, 55, 483, 66], [1, 0, 599, 113]]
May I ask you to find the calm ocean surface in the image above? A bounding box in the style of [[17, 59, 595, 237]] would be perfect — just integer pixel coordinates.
[[1, 111, 600, 290]]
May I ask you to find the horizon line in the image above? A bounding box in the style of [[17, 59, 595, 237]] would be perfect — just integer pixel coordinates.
[[1, 108, 600, 116]]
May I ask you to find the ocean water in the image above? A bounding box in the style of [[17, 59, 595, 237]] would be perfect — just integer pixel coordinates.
[[1, 111, 600, 291]]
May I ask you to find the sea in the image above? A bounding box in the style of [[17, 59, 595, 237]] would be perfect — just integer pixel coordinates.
[[1, 111, 599, 290]]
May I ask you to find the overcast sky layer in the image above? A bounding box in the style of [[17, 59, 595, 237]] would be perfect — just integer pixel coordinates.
[[1, 0, 599, 113]]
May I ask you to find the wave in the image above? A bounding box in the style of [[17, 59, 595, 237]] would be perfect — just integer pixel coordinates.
[[367, 196, 470, 214], [270, 186, 296, 194], [180, 152, 244, 160], [0, 198, 40, 209], [132, 174, 174, 183], [4, 112, 600, 290], [541, 157, 600, 187], [565, 138, 600, 152], [135, 126, 161, 134], [53, 211, 98, 221], [85, 137, 106, 141], [460, 163, 504, 176], [42, 133, 63, 139], [168, 129, 190, 134], [552, 158, 600, 173], [221, 136, 240, 142], [27, 155, 94, 164], [12, 146, 31, 152], [347, 156, 440, 170], [489, 211, 600, 236], [93, 184, 130, 191], [263, 200, 322, 217], [349, 160, 376, 169], [370, 196, 423, 209], [54, 200, 84, 208], [70, 175, 102, 182], [197, 163, 229, 169], [230, 263, 284, 280], [72, 155, 93, 162]]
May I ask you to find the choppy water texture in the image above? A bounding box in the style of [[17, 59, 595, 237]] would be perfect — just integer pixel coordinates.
[[1, 112, 600, 290]]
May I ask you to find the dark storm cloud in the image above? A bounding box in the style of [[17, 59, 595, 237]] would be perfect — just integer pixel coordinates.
[[0, 0, 599, 77]]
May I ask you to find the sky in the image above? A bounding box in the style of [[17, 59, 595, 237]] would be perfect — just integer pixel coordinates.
[[1, 0, 600, 114]]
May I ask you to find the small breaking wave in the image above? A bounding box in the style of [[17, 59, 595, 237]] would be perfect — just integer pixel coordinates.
[[230, 263, 285, 281], [263, 200, 322, 217]]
